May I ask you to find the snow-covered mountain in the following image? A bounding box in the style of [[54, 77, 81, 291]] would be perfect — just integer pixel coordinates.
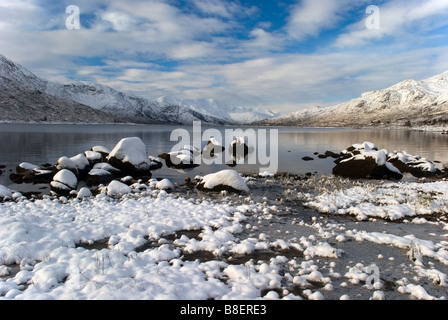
[[0, 54, 119, 123], [0, 54, 276, 125], [155, 96, 278, 124], [45, 81, 228, 125], [258, 72, 448, 128]]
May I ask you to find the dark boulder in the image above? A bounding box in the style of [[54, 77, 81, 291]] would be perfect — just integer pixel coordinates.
[[332, 156, 378, 179], [85, 169, 115, 187]]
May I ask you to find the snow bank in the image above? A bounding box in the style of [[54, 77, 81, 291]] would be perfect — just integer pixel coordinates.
[[306, 180, 448, 221], [0, 188, 248, 299]]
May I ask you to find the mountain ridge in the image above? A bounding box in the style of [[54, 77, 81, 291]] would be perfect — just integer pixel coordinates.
[[0, 54, 275, 125], [256, 71, 448, 128]]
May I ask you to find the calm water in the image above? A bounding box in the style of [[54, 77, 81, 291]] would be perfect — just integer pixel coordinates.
[[1, 123, 447, 191]]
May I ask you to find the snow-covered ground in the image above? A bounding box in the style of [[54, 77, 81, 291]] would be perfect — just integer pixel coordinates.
[[1, 173, 447, 300]]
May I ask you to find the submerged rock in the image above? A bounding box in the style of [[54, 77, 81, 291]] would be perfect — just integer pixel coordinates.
[[302, 156, 314, 161]]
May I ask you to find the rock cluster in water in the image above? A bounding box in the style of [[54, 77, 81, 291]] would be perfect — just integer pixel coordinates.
[[6, 136, 251, 199], [330, 141, 446, 180], [9, 137, 163, 197]]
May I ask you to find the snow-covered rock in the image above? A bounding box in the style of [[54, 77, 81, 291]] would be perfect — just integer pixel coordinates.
[[158, 148, 198, 169], [84, 151, 103, 165], [107, 137, 151, 176], [332, 141, 442, 180], [333, 142, 402, 180], [51, 169, 78, 194], [70, 154, 90, 177], [202, 137, 225, 158], [106, 180, 132, 197], [229, 137, 249, 158], [16, 162, 41, 173], [92, 162, 121, 175], [156, 179, 174, 190], [0, 185, 13, 200], [196, 170, 249, 193], [76, 187, 92, 199]]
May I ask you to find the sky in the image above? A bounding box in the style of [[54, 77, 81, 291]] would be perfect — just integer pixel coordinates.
[[1, 0, 448, 113]]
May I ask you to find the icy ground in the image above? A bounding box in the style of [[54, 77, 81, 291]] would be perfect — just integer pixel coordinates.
[[1, 174, 448, 300]]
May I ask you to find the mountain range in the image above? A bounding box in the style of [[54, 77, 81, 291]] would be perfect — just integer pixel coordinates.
[[1, 53, 447, 127], [257, 71, 448, 128], [0, 54, 276, 125]]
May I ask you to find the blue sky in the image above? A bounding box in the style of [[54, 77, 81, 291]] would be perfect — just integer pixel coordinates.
[[1, 0, 448, 113]]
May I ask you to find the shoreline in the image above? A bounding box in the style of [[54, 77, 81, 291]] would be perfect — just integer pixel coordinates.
[[1, 173, 447, 300]]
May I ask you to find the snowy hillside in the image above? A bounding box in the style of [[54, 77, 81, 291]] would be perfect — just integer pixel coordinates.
[[156, 96, 278, 124], [0, 54, 119, 124], [0, 54, 276, 125], [259, 72, 448, 128], [45, 82, 228, 125]]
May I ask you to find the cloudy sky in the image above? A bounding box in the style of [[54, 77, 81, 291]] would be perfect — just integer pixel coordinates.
[[1, 0, 448, 113]]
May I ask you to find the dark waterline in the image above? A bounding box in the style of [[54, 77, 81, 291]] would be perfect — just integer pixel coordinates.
[[1, 123, 447, 191]]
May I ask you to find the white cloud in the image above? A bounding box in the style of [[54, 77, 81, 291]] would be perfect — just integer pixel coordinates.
[[192, 0, 258, 19], [335, 0, 448, 48], [286, 0, 344, 40], [100, 11, 137, 31], [1, 0, 447, 114]]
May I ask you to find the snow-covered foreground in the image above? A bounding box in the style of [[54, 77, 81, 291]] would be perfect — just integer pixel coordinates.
[[1, 174, 448, 300]]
